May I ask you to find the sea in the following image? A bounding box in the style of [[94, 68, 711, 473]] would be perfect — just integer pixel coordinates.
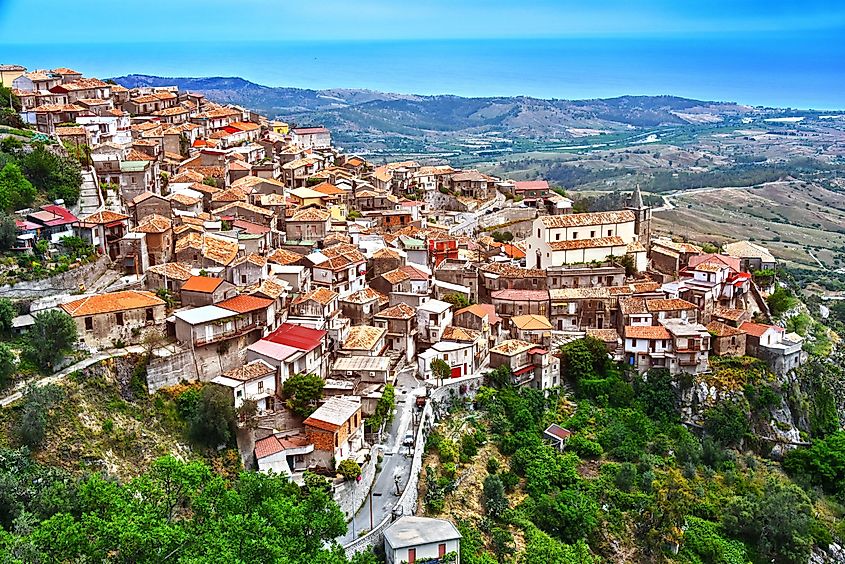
[[2, 34, 844, 109]]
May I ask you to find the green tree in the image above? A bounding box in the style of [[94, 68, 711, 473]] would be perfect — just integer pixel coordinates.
[[482, 474, 508, 518], [0, 298, 15, 336], [520, 526, 596, 564], [721, 479, 814, 563], [783, 431, 845, 497], [533, 488, 599, 544], [188, 384, 236, 447], [366, 383, 395, 431], [703, 400, 750, 447], [0, 162, 36, 211], [634, 368, 678, 420], [0, 343, 15, 389], [25, 309, 77, 372], [430, 358, 451, 385], [0, 212, 17, 251], [442, 292, 471, 309], [487, 364, 513, 388], [19, 145, 83, 205], [0, 86, 20, 112], [337, 459, 362, 480], [283, 373, 324, 417], [767, 284, 798, 317], [16, 384, 64, 448], [559, 336, 609, 383]]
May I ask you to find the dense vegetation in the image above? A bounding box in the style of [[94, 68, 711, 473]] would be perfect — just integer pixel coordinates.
[[0, 452, 374, 563], [0, 138, 83, 208], [423, 337, 843, 563]]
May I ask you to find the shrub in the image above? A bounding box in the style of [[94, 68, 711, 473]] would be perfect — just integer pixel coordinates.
[[188, 385, 236, 448], [16, 384, 64, 448], [337, 459, 362, 481], [567, 434, 603, 458], [483, 474, 508, 518]]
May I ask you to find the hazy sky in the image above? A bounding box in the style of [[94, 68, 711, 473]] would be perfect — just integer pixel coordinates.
[[2, 0, 844, 43]]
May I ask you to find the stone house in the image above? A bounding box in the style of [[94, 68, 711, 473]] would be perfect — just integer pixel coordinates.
[[61, 290, 166, 349], [707, 321, 747, 357], [128, 192, 171, 224], [303, 398, 363, 468], [212, 359, 277, 412], [289, 287, 340, 329], [227, 254, 268, 288], [416, 299, 453, 345], [341, 325, 387, 357], [490, 289, 549, 327], [488, 339, 559, 389], [373, 303, 417, 363], [286, 207, 331, 242], [145, 262, 193, 294], [340, 287, 388, 326], [74, 210, 130, 260], [180, 276, 237, 307], [367, 247, 405, 281], [133, 214, 173, 267]]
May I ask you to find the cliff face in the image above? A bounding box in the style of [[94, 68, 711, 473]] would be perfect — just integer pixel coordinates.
[[676, 356, 805, 458]]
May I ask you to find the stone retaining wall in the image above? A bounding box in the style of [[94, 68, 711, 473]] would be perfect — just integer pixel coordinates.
[[0, 255, 111, 299]]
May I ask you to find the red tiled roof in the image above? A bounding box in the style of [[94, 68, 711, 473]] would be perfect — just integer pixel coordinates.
[[181, 276, 225, 293], [217, 295, 274, 314], [264, 322, 326, 352], [740, 322, 784, 338], [490, 289, 549, 301]]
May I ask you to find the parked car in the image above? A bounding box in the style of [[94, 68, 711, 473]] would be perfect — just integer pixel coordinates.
[[402, 432, 414, 447]]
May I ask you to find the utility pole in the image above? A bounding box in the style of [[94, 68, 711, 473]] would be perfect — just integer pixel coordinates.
[[369, 489, 373, 530]]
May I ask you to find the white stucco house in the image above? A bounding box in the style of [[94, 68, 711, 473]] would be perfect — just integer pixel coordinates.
[[384, 516, 462, 564]]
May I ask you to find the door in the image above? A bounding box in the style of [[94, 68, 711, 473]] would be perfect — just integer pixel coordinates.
[[450, 366, 462, 379], [407, 548, 416, 563], [439, 544, 447, 558]]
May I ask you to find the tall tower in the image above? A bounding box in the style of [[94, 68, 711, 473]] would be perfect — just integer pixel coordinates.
[[627, 184, 652, 251]]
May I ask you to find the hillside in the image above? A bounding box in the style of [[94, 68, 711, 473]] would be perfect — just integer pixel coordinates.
[[112, 75, 758, 147]]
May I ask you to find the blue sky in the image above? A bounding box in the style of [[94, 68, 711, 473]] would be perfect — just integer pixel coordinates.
[[2, 0, 845, 43]]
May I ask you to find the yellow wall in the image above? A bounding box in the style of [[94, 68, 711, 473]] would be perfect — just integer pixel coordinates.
[[329, 203, 347, 221], [271, 121, 290, 134]]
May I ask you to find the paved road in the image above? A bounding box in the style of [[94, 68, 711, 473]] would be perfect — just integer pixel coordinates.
[[338, 367, 425, 544]]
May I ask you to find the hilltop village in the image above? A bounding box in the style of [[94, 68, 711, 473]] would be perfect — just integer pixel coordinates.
[[0, 65, 832, 562]]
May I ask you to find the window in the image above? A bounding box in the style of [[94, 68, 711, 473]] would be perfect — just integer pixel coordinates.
[[607, 229, 613, 236], [555, 233, 560, 241], [590, 230, 596, 238], [84, 317, 93, 331], [241, 274, 247, 284], [631, 338, 637, 346], [257, 381, 264, 393], [146, 308, 154, 322], [115, 312, 124, 326], [572, 231, 578, 239], [536, 229, 540, 238], [731, 336, 736, 345]]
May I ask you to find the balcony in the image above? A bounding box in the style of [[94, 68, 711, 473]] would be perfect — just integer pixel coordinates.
[[195, 322, 258, 347]]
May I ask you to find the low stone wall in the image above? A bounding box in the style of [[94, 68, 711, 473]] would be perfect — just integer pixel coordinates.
[[0, 254, 111, 299], [477, 207, 537, 229], [146, 348, 200, 393], [334, 448, 380, 521], [342, 373, 485, 557]]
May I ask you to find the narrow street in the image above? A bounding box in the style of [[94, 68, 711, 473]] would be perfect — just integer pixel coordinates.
[[76, 168, 102, 216], [337, 366, 426, 544]]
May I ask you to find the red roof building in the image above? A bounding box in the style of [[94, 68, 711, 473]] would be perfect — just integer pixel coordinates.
[[264, 322, 326, 352]]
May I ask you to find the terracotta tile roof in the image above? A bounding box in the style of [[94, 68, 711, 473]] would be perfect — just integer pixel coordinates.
[[549, 236, 625, 251], [712, 307, 748, 322], [341, 287, 386, 304], [130, 191, 165, 205], [215, 201, 273, 217], [399, 265, 429, 281], [61, 290, 164, 317], [490, 289, 549, 301], [317, 244, 366, 271], [646, 298, 697, 312], [304, 398, 360, 432], [372, 247, 401, 259], [290, 207, 330, 222], [254, 435, 285, 458], [455, 303, 501, 324], [134, 214, 172, 234], [312, 181, 346, 196], [707, 321, 745, 337], [211, 186, 249, 204], [653, 238, 702, 254], [124, 148, 156, 162], [375, 302, 416, 320], [79, 210, 129, 224], [223, 359, 275, 382], [479, 262, 545, 278], [740, 322, 784, 338], [586, 328, 621, 342], [539, 210, 635, 229], [218, 294, 274, 314], [55, 126, 87, 136], [511, 314, 553, 330], [175, 233, 239, 266], [342, 325, 386, 351], [624, 325, 671, 340], [169, 192, 201, 206], [501, 243, 526, 259], [442, 325, 481, 342], [292, 287, 338, 306], [550, 287, 612, 300], [490, 339, 534, 355], [169, 170, 205, 184], [232, 253, 267, 268], [146, 262, 194, 281], [632, 282, 662, 294], [181, 276, 225, 293], [381, 268, 410, 285], [619, 297, 648, 315], [248, 278, 287, 300], [688, 253, 741, 272], [267, 248, 303, 266]]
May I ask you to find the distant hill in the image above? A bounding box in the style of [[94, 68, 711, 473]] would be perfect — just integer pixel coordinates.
[[113, 74, 757, 153]]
